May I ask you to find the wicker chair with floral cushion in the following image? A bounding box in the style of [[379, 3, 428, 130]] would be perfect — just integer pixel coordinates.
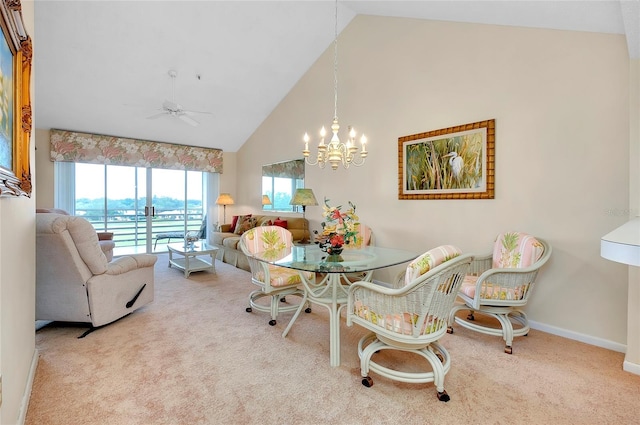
[[239, 225, 313, 337], [347, 245, 473, 402], [447, 232, 552, 354]]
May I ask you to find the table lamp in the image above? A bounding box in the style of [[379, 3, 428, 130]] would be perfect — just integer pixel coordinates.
[[216, 193, 234, 224], [262, 195, 272, 206], [290, 188, 318, 244]]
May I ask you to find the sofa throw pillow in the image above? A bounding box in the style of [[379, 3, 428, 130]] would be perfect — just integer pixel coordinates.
[[234, 215, 257, 235], [230, 215, 242, 230], [274, 218, 288, 229]]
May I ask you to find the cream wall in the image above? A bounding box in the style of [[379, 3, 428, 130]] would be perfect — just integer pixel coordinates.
[[34, 129, 54, 209], [624, 59, 640, 372], [237, 16, 632, 350], [0, 1, 36, 424]]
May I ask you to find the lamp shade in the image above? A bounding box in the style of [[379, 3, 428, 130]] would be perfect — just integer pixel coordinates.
[[262, 195, 272, 205], [215, 193, 235, 205], [290, 188, 318, 206]]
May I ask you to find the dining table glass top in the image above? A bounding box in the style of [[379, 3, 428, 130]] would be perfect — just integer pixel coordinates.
[[251, 244, 418, 274]]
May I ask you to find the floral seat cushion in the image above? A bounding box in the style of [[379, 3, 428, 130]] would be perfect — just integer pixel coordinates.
[[459, 232, 544, 300], [256, 266, 314, 287]]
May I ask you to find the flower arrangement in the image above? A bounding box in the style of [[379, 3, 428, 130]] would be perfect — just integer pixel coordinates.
[[314, 198, 359, 256]]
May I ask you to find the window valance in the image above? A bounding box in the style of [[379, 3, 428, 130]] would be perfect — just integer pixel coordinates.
[[49, 129, 224, 173], [261, 159, 304, 179]]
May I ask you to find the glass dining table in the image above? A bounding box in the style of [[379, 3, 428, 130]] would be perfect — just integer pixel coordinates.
[[251, 244, 418, 367]]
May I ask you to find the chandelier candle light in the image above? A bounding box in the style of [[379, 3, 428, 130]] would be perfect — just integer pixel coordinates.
[[302, 0, 368, 171]]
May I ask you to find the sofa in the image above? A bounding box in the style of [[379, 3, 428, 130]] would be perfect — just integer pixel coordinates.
[[211, 214, 310, 272], [36, 208, 116, 261], [36, 213, 157, 329]]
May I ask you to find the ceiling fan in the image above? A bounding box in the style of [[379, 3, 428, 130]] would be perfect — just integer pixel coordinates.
[[146, 70, 212, 127]]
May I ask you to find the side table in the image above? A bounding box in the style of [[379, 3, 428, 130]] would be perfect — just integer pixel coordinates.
[[167, 241, 219, 278]]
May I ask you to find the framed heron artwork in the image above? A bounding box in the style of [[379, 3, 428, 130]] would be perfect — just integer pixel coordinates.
[[398, 119, 495, 200]]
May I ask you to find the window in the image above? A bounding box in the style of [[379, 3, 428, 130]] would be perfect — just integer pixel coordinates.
[[261, 159, 304, 212]]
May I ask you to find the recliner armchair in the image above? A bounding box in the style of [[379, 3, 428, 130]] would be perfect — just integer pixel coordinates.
[[36, 213, 157, 334]]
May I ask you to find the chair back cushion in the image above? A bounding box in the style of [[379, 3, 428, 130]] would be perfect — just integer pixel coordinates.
[[343, 223, 372, 250], [492, 232, 543, 269], [241, 225, 292, 255], [66, 216, 109, 275], [241, 226, 314, 286], [404, 245, 462, 286]]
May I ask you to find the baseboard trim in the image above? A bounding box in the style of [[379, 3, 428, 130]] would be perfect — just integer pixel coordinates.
[[623, 360, 640, 375], [529, 320, 627, 353], [17, 348, 39, 425]]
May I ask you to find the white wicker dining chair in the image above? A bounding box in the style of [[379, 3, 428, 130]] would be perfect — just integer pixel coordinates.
[[347, 245, 473, 402], [447, 232, 552, 354], [239, 225, 312, 337]]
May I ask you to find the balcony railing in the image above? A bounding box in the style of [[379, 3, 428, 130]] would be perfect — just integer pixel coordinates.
[[77, 209, 205, 253]]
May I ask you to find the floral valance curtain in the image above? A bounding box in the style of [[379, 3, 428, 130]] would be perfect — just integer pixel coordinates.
[[49, 129, 224, 173], [262, 159, 304, 179]]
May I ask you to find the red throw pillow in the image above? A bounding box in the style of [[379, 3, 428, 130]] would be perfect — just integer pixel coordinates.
[[230, 215, 242, 230], [274, 218, 288, 229]]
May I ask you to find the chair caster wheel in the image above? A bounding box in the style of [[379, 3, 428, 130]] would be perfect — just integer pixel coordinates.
[[447, 326, 453, 334], [246, 307, 252, 313], [436, 353, 444, 363], [361, 377, 373, 387], [305, 308, 312, 313], [505, 345, 513, 354], [280, 297, 286, 302], [437, 390, 450, 402], [269, 320, 277, 326], [467, 313, 475, 321]]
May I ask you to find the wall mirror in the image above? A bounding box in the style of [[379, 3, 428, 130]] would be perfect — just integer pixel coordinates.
[[262, 159, 304, 212]]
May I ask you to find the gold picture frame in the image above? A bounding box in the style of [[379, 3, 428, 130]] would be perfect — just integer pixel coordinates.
[[0, 0, 32, 198], [398, 119, 495, 200]]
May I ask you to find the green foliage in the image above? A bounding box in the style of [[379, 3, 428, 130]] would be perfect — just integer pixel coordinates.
[[404, 132, 484, 191]]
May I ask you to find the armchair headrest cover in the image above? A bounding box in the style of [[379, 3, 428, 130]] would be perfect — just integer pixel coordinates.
[[404, 245, 462, 286], [492, 232, 543, 269]]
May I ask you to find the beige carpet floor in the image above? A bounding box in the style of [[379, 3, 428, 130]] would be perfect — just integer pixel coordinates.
[[26, 254, 640, 425]]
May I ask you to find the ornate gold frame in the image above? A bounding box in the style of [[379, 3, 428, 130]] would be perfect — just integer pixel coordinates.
[[398, 119, 495, 200], [0, 0, 32, 197]]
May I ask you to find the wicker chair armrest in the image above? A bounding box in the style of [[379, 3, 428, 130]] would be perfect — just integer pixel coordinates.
[[468, 253, 493, 276], [246, 255, 270, 281]]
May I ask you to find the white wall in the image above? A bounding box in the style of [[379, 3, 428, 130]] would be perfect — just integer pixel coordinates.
[[0, 2, 36, 424], [237, 16, 632, 349]]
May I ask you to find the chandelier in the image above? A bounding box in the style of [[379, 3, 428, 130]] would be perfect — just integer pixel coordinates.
[[302, 0, 368, 171]]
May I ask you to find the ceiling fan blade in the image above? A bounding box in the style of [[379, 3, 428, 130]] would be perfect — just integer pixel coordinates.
[[178, 114, 199, 127], [183, 109, 213, 116], [146, 112, 168, 120]]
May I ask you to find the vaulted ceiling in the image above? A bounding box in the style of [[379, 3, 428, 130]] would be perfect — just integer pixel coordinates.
[[34, 1, 639, 153]]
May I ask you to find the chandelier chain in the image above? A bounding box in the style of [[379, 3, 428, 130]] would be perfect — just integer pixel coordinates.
[[301, 0, 368, 171], [333, 0, 338, 121]]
